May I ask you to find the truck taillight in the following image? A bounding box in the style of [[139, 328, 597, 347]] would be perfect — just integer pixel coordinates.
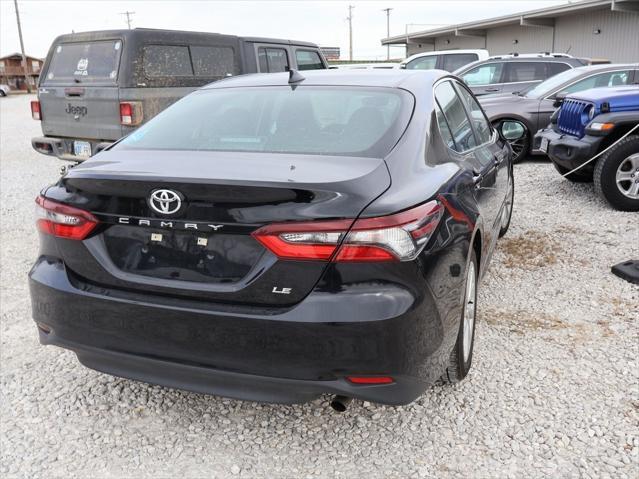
[[35, 196, 99, 240], [252, 201, 443, 262], [31, 100, 41, 120], [119, 101, 143, 126]]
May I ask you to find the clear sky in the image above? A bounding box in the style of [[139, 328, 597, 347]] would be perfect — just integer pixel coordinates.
[[1, 0, 570, 60]]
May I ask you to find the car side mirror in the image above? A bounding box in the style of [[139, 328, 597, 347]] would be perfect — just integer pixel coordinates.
[[498, 120, 526, 141], [553, 92, 567, 108], [94, 142, 113, 154]]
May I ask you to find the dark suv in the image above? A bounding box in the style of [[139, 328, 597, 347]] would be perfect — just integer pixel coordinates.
[[455, 54, 597, 97], [536, 86, 639, 211], [31, 29, 327, 162]]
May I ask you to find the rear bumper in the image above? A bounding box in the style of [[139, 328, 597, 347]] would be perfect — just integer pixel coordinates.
[[29, 258, 452, 405], [534, 128, 604, 171], [31, 136, 107, 162]]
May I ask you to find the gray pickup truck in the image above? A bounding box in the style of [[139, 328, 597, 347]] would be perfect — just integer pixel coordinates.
[[31, 28, 328, 161]]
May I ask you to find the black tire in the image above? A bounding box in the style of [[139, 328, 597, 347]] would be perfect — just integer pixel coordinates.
[[440, 250, 478, 384], [498, 166, 514, 238], [593, 135, 639, 212], [552, 161, 593, 183], [493, 119, 529, 164], [0, 91, 6, 97]]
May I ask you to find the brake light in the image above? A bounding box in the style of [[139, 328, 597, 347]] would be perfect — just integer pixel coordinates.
[[35, 196, 98, 240], [31, 100, 41, 120], [347, 376, 394, 385], [119, 101, 143, 126], [252, 201, 443, 262]]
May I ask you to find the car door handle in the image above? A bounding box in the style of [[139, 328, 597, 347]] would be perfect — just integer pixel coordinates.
[[484, 88, 500, 92], [472, 172, 483, 188]]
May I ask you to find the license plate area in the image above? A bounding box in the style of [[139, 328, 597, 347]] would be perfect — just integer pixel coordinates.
[[73, 141, 92, 158], [102, 226, 262, 283], [540, 137, 549, 154]]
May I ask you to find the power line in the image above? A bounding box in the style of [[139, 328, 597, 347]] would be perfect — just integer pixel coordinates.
[[13, 0, 32, 93], [382, 8, 393, 60], [120, 11, 135, 29], [347, 5, 354, 61]]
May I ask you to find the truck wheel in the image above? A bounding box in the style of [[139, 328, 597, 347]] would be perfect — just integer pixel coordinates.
[[593, 135, 639, 211], [440, 250, 478, 384], [493, 120, 529, 164], [552, 161, 593, 183]]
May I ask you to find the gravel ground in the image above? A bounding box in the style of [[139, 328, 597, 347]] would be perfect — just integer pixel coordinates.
[[1, 94, 638, 478]]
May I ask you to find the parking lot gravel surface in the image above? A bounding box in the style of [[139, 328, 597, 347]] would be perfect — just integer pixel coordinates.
[[1, 94, 638, 478]]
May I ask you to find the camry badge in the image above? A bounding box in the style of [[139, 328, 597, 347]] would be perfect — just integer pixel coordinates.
[[149, 189, 182, 215]]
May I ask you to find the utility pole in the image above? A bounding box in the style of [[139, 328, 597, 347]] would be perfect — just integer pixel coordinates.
[[382, 8, 393, 60], [347, 5, 354, 61], [120, 11, 135, 29], [13, 0, 32, 93]]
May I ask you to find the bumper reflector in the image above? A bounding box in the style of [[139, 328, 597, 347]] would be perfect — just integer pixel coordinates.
[[347, 376, 394, 385]]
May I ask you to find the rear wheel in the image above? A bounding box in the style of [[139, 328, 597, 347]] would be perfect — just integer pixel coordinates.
[[440, 250, 478, 384], [552, 161, 593, 183], [0, 90, 6, 97], [498, 168, 514, 238], [493, 119, 529, 163], [593, 135, 639, 211]]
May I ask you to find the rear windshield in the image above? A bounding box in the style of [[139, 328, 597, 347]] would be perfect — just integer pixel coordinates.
[[116, 86, 413, 158], [44, 40, 122, 84]]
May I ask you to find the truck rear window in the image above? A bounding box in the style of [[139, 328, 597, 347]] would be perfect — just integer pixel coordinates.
[[44, 40, 121, 84]]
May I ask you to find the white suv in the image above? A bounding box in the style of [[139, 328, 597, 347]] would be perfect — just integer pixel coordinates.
[[400, 49, 489, 72]]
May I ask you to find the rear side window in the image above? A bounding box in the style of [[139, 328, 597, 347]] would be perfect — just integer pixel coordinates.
[[434, 81, 477, 152], [258, 48, 289, 72], [406, 55, 437, 70], [562, 70, 632, 94], [547, 62, 571, 77], [434, 105, 456, 150], [144, 45, 193, 77], [190, 46, 237, 77], [454, 83, 492, 144], [44, 40, 122, 84], [442, 53, 478, 72], [295, 50, 324, 70], [505, 62, 547, 82], [461, 63, 504, 86]]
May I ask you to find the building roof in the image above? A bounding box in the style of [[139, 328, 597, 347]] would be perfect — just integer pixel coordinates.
[[0, 53, 43, 62], [382, 0, 639, 45]]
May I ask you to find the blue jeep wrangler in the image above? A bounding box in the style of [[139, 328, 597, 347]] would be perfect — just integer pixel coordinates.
[[535, 86, 639, 211]]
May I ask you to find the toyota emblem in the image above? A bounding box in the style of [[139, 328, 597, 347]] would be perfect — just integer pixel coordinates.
[[148, 189, 183, 215]]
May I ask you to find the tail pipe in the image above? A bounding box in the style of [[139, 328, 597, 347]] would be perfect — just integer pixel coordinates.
[[330, 395, 352, 412]]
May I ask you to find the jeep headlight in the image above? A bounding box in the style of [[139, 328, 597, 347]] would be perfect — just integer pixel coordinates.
[[588, 106, 596, 120], [589, 122, 614, 131]]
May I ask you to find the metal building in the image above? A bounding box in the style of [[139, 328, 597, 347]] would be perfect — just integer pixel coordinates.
[[382, 0, 639, 63]]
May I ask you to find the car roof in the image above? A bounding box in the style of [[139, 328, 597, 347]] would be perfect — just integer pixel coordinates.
[[50, 28, 318, 47], [567, 63, 639, 75], [202, 69, 448, 92]]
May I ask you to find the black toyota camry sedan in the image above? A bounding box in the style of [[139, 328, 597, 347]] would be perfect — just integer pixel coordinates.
[[29, 70, 520, 409]]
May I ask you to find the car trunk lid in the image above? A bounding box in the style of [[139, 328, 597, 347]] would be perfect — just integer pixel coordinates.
[[48, 150, 391, 306]]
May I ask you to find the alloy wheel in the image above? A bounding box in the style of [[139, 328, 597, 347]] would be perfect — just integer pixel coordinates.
[[462, 261, 476, 362], [501, 177, 514, 229], [615, 153, 639, 199]]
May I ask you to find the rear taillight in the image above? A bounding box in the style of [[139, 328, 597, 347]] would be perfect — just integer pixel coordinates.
[[252, 201, 443, 262], [35, 196, 98, 240], [31, 100, 41, 120], [119, 101, 143, 126]]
